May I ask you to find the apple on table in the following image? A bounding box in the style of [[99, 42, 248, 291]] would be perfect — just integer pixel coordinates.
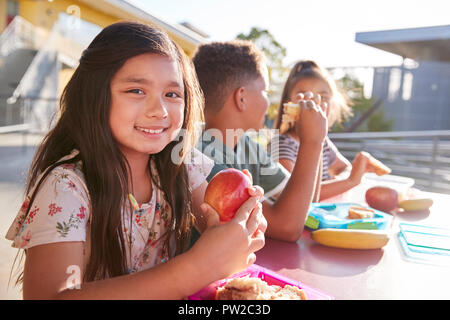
[[365, 186, 398, 213]]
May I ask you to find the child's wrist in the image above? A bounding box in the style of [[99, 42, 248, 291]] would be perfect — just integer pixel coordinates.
[[297, 140, 323, 155], [179, 248, 216, 297], [299, 139, 324, 148], [347, 175, 361, 187]]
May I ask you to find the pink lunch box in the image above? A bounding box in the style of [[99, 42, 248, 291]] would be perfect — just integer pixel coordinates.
[[188, 264, 333, 300]]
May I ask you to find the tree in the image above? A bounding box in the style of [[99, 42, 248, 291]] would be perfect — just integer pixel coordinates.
[[236, 27, 288, 127], [332, 74, 394, 133], [236, 27, 287, 83]]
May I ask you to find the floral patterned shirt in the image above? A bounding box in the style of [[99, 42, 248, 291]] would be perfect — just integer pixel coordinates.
[[5, 148, 214, 274]]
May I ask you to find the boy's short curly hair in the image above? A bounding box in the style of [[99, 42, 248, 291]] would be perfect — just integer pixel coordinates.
[[193, 40, 266, 114]]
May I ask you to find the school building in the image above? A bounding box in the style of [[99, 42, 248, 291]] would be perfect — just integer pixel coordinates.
[[355, 25, 450, 131], [0, 0, 208, 131]]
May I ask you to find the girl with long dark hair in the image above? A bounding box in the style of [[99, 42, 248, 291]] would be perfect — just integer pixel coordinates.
[[6, 22, 266, 299]]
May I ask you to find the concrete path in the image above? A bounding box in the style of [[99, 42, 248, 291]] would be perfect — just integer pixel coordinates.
[[0, 133, 43, 300]]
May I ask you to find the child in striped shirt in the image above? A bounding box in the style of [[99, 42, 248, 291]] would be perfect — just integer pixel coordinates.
[[272, 60, 388, 201]]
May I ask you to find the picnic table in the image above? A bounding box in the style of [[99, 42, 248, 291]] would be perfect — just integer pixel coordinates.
[[255, 183, 450, 300]]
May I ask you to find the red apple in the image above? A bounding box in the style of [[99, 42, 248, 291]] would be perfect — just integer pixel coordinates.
[[204, 168, 252, 222], [365, 186, 399, 213]]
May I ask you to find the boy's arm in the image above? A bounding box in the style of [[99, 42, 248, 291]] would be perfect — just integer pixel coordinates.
[[261, 94, 327, 242], [279, 154, 322, 203], [312, 153, 322, 203], [262, 141, 323, 242]]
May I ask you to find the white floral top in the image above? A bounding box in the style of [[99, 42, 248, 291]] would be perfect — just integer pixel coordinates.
[[5, 148, 214, 274]]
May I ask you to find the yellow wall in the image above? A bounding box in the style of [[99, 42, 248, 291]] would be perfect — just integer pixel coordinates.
[[11, 0, 197, 56], [18, 0, 117, 31], [2, 0, 199, 98], [58, 67, 75, 96], [3, 0, 199, 98], [0, 0, 6, 32], [0, 0, 117, 33]]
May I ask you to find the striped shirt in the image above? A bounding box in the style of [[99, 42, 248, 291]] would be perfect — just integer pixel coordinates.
[[271, 134, 338, 181]]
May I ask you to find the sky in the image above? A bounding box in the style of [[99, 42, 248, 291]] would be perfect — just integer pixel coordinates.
[[133, 0, 449, 68]]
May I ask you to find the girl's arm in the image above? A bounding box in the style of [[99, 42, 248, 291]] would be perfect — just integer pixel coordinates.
[[190, 180, 208, 233], [327, 152, 351, 178], [318, 178, 358, 201], [277, 146, 352, 203], [279, 158, 295, 173], [23, 188, 265, 300], [319, 151, 371, 201], [24, 241, 212, 300]]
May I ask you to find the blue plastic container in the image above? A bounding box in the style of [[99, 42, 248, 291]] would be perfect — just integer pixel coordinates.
[[305, 202, 393, 230]]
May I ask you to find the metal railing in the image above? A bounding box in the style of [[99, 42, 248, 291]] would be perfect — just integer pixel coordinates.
[[0, 95, 58, 130], [0, 16, 47, 58], [329, 130, 450, 194]]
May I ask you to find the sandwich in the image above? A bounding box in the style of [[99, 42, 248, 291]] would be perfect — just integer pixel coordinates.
[[215, 276, 307, 300], [347, 206, 375, 219], [279, 102, 300, 134], [368, 157, 391, 176]]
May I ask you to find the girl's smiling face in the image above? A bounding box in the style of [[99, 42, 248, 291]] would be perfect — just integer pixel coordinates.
[[109, 53, 184, 157]]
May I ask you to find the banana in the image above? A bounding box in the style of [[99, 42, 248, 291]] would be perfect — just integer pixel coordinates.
[[311, 228, 390, 249], [398, 198, 433, 211]]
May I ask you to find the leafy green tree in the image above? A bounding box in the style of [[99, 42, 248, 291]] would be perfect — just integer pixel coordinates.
[[332, 74, 394, 132], [236, 27, 287, 81], [236, 27, 288, 127]]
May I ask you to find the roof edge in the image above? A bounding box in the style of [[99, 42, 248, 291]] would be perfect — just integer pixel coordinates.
[[356, 24, 450, 44], [106, 0, 208, 45]]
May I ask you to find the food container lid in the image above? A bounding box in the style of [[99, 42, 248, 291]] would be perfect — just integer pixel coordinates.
[[398, 223, 450, 266]]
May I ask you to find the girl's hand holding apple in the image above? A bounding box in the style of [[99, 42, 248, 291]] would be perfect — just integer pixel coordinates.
[[189, 169, 266, 281]]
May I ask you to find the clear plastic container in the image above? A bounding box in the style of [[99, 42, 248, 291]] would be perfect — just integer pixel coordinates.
[[398, 223, 450, 266], [340, 173, 415, 204]]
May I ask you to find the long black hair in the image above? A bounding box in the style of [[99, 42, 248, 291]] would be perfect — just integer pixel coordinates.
[[17, 21, 204, 282]]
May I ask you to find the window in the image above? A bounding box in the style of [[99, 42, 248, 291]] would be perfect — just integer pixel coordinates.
[[388, 68, 401, 102], [402, 72, 413, 101]]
